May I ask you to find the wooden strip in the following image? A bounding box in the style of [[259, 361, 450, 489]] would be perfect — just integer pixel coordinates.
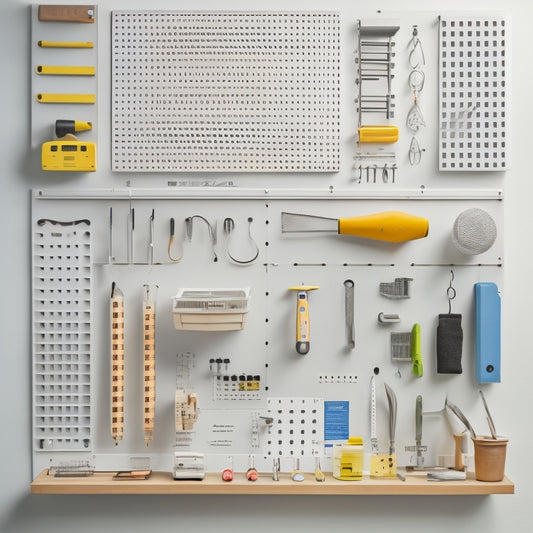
[[30, 470, 515, 496], [111, 290, 124, 445], [38, 5, 95, 23], [143, 300, 156, 445]]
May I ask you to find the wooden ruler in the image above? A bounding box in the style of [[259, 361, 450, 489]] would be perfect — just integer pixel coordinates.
[[143, 287, 157, 446], [111, 283, 125, 445]]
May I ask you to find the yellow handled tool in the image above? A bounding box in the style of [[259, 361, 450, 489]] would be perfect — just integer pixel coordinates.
[[289, 286, 319, 355], [36, 65, 95, 76], [36, 93, 95, 104], [281, 210, 428, 243], [358, 125, 399, 144], [38, 41, 94, 48]]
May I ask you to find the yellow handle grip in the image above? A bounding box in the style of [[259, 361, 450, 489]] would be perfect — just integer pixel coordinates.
[[338, 211, 429, 242], [358, 126, 399, 143], [295, 292, 310, 355]]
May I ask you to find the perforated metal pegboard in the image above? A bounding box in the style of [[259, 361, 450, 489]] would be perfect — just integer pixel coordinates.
[[111, 11, 340, 172], [32, 219, 92, 453], [438, 16, 509, 171]]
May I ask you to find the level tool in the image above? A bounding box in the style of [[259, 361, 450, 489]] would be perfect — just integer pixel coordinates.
[[36, 65, 95, 76], [36, 93, 95, 104], [38, 40, 94, 48]]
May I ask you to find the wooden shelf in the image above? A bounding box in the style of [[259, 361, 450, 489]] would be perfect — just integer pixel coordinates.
[[31, 470, 514, 495]]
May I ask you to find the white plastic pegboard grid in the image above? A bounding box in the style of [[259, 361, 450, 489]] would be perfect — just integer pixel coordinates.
[[438, 16, 509, 171], [266, 398, 324, 457], [111, 10, 340, 172], [33, 219, 92, 453]]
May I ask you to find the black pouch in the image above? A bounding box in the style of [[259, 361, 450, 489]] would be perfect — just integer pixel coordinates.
[[437, 314, 463, 374]]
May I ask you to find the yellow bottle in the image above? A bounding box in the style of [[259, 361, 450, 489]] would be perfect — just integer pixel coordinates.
[[333, 437, 364, 480]]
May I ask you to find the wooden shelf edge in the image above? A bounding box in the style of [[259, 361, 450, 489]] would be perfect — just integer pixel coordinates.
[[31, 470, 515, 496]]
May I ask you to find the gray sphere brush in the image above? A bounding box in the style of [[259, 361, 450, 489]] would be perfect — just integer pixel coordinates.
[[452, 208, 497, 255]]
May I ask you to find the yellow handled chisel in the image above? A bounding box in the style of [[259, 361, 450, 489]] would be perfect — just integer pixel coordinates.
[[289, 286, 319, 355], [281, 210, 429, 243]]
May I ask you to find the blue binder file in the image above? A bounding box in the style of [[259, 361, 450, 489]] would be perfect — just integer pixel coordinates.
[[475, 282, 501, 383]]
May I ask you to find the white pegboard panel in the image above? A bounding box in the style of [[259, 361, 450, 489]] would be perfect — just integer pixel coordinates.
[[438, 15, 509, 171], [111, 11, 340, 172], [266, 398, 324, 457], [32, 218, 92, 453]]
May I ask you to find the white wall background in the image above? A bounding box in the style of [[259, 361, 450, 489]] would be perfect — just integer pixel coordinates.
[[1, 0, 533, 531]]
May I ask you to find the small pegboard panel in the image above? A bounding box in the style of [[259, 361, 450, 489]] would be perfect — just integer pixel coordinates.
[[111, 11, 340, 172], [266, 398, 324, 457], [32, 218, 92, 452], [438, 15, 509, 171]]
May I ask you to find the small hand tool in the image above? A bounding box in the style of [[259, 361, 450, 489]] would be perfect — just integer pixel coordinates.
[[446, 399, 477, 439], [404, 395, 428, 468], [314, 457, 325, 482], [272, 458, 280, 481], [479, 390, 498, 439], [167, 218, 183, 263], [410, 323, 423, 377], [291, 458, 305, 482], [282, 211, 428, 243], [344, 280, 355, 349], [55, 120, 92, 138], [288, 286, 319, 354], [148, 209, 155, 265], [384, 383, 397, 456]]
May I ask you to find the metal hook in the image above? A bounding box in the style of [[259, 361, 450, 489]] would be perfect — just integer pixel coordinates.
[[447, 270, 456, 314], [408, 26, 425, 69], [409, 136, 423, 165], [224, 217, 259, 265], [185, 215, 218, 262]]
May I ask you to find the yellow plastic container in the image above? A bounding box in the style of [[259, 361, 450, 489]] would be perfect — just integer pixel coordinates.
[[333, 437, 364, 480]]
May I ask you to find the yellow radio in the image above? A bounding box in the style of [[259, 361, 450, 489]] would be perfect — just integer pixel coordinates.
[[42, 140, 96, 171]]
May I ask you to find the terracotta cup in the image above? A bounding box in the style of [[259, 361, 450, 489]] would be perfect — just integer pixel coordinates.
[[472, 436, 508, 482]]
